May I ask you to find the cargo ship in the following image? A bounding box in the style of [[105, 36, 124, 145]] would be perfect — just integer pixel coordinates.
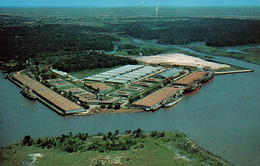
[[21, 86, 37, 100], [185, 82, 201, 95], [164, 95, 184, 108], [201, 71, 214, 83]]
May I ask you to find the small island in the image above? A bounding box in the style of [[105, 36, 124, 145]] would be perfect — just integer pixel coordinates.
[[0, 130, 232, 166]]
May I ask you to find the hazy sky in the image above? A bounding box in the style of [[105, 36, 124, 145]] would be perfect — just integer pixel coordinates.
[[1, 0, 260, 7]]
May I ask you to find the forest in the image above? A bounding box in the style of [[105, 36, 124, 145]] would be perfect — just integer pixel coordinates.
[[118, 18, 260, 46], [0, 23, 137, 72], [1, 8, 259, 72]]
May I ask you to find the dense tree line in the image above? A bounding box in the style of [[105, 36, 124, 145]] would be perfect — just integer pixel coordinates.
[[118, 18, 260, 47], [38, 51, 137, 72], [21, 129, 152, 153], [0, 24, 118, 63]]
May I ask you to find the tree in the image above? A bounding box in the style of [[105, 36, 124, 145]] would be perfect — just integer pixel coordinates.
[[150, 131, 158, 137], [108, 131, 113, 139], [102, 134, 107, 141], [101, 104, 106, 109], [107, 104, 113, 109], [125, 130, 131, 134], [114, 103, 121, 110], [115, 129, 119, 135], [22, 135, 31, 146]]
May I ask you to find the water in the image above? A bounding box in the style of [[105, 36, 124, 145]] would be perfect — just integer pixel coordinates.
[[0, 56, 260, 166]]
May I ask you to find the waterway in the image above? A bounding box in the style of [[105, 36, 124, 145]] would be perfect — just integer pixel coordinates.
[[0, 55, 260, 166]]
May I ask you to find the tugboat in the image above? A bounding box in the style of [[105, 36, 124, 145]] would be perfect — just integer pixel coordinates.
[[21, 86, 37, 100]]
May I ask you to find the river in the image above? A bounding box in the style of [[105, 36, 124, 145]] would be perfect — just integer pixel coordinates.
[[0, 55, 260, 166]]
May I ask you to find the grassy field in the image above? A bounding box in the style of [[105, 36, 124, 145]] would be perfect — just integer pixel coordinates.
[[0, 132, 231, 166]]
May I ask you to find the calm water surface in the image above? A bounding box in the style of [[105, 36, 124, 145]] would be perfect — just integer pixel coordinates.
[[0, 57, 260, 166]]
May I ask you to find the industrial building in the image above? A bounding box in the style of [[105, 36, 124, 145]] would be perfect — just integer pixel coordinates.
[[13, 74, 84, 114], [155, 68, 182, 79], [174, 72, 206, 86], [84, 65, 164, 84], [85, 83, 112, 92], [133, 87, 182, 110], [64, 88, 87, 95]]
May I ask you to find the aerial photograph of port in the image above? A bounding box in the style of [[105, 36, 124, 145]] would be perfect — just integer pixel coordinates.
[[0, 0, 260, 165]]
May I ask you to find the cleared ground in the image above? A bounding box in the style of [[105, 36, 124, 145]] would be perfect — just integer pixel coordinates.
[[136, 53, 230, 70]]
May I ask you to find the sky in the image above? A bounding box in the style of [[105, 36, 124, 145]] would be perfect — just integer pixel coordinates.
[[0, 0, 260, 7]]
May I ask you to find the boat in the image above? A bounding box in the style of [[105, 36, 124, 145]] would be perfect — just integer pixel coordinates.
[[201, 71, 214, 83], [164, 95, 184, 108], [21, 86, 37, 100], [185, 82, 201, 95], [185, 86, 201, 95]]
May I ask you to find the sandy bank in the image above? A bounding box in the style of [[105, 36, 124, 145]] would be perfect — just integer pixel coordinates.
[[137, 53, 230, 70]]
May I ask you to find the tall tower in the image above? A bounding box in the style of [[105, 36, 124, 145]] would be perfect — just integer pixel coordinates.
[[156, 0, 161, 17], [139, 52, 143, 65]]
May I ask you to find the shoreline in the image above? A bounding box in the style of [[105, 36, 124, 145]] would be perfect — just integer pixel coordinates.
[[73, 108, 144, 116]]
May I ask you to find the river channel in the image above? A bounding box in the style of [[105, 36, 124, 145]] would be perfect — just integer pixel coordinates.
[[0, 54, 260, 165]]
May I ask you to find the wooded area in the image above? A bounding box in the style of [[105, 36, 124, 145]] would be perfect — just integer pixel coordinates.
[[119, 18, 260, 46], [1, 9, 259, 72]]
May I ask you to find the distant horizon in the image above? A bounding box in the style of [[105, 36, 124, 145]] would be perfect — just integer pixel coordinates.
[[1, 0, 260, 8], [1, 6, 260, 8]]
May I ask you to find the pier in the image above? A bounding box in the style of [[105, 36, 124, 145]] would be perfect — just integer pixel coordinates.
[[10, 72, 84, 115], [214, 69, 254, 75], [133, 87, 183, 110]]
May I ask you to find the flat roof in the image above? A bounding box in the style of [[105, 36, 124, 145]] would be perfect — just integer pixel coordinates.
[[113, 90, 132, 97], [113, 76, 136, 81], [124, 86, 143, 91], [105, 79, 128, 84], [142, 78, 162, 83], [99, 73, 117, 77], [36, 89, 83, 112], [14, 74, 83, 112], [174, 72, 206, 86], [93, 75, 111, 79], [64, 88, 86, 93], [121, 74, 141, 78], [75, 92, 96, 99], [84, 76, 105, 82], [134, 87, 180, 107], [158, 68, 181, 78], [54, 82, 73, 86], [134, 82, 153, 87], [46, 78, 64, 83], [85, 83, 112, 91]]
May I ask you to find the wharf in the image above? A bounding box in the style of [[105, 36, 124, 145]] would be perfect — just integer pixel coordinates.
[[174, 72, 206, 86], [214, 70, 253, 75], [133, 87, 183, 111], [9, 72, 84, 115]]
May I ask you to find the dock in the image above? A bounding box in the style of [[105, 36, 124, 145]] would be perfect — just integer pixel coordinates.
[[174, 72, 206, 86], [214, 69, 253, 75], [10, 72, 84, 115], [133, 87, 183, 110]]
